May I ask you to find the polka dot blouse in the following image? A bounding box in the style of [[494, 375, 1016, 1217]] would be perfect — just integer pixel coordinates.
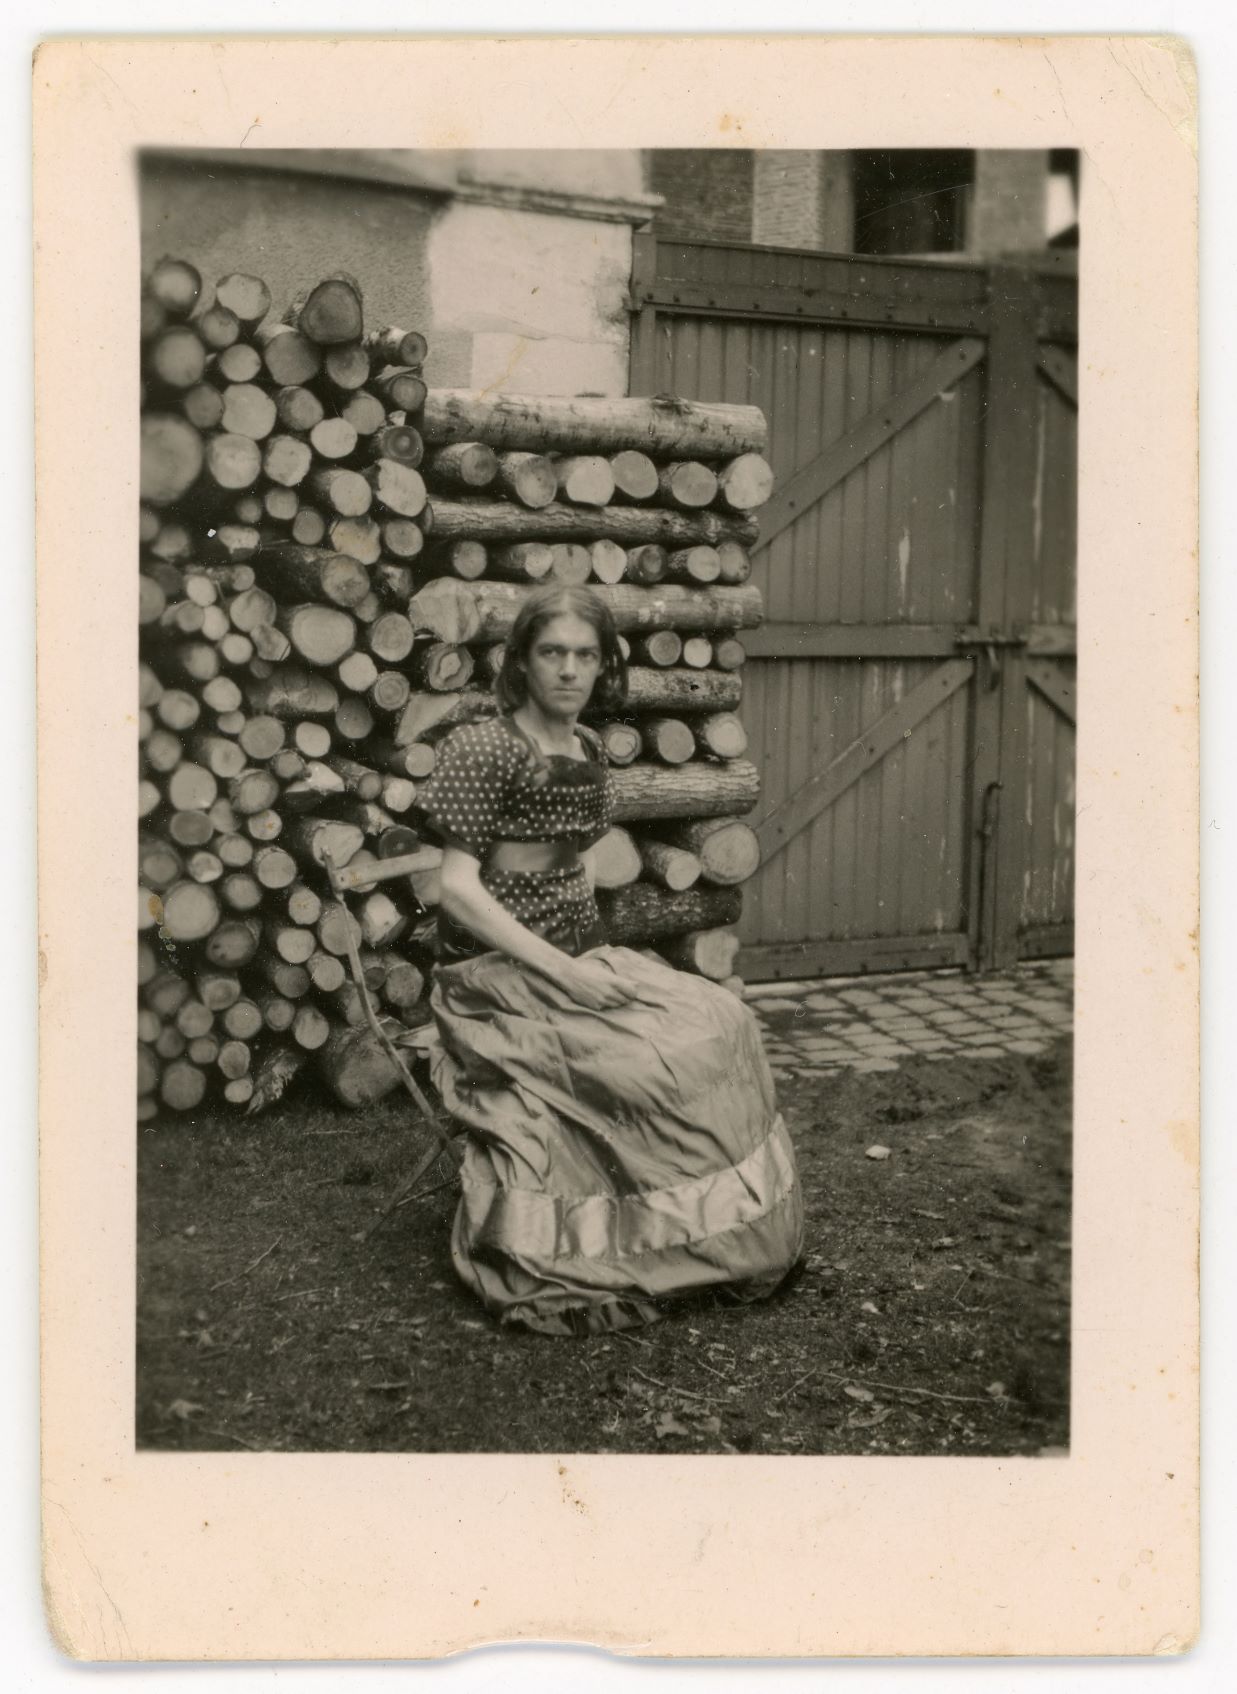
[[415, 715, 616, 961]]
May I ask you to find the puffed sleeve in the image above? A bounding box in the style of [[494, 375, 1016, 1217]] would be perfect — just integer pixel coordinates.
[[413, 720, 520, 860], [575, 727, 616, 851]]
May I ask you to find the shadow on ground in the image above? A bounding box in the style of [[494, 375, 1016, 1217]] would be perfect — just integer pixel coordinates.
[[137, 1043, 1071, 1455]]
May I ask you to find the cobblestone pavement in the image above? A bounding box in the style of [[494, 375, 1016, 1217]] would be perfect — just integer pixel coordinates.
[[746, 958, 1073, 1077]]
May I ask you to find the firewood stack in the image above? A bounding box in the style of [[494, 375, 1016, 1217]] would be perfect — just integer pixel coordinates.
[[137, 257, 773, 1118]]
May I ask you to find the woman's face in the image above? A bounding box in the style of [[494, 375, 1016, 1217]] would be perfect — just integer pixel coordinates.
[[521, 613, 602, 720]]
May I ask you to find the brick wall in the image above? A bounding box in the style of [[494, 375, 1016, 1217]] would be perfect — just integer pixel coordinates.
[[752, 151, 853, 251], [646, 150, 754, 242]]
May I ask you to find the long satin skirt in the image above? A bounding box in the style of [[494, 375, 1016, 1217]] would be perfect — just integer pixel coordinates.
[[427, 945, 804, 1336]]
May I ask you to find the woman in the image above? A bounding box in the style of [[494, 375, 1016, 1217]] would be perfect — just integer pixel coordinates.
[[414, 584, 803, 1336]]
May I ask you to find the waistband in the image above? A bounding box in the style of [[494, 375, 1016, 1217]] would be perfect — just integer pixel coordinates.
[[484, 838, 582, 875]]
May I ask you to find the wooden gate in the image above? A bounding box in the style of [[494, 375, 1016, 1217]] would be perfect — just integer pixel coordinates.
[[629, 235, 1077, 979]]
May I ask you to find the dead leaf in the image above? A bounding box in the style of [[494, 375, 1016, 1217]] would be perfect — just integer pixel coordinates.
[[843, 1384, 875, 1403], [865, 1144, 892, 1161], [655, 1410, 691, 1439], [166, 1398, 204, 1422], [849, 1407, 893, 1430], [986, 1381, 1007, 1399], [859, 1300, 881, 1315]]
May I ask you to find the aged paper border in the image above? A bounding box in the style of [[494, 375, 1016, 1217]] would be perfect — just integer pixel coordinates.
[[35, 35, 1198, 1661]]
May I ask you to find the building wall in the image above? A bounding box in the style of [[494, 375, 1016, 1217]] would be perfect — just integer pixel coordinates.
[[646, 150, 753, 242], [140, 150, 651, 397]]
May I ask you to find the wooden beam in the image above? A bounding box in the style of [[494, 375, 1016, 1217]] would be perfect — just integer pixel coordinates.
[[1027, 659, 1077, 725], [739, 932, 971, 983], [756, 657, 974, 864], [741, 622, 960, 660], [1037, 345, 1078, 408], [636, 277, 991, 336], [757, 338, 986, 548], [1017, 923, 1074, 961], [1027, 623, 1077, 657]]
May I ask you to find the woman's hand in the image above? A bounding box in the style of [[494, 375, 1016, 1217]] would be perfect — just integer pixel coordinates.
[[556, 955, 640, 1012]]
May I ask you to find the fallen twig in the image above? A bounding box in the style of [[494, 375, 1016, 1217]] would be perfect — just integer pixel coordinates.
[[209, 1236, 282, 1293], [629, 1364, 717, 1404], [204, 1427, 262, 1451], [774, 1365, 820, 1404]]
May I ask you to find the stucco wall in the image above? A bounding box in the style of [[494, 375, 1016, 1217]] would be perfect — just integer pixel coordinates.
[[140, 158, 436, 349], [140, 152, 639, 397]]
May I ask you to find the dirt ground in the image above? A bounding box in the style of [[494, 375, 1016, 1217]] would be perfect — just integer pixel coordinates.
[[137, 1041, 1071, 1456]]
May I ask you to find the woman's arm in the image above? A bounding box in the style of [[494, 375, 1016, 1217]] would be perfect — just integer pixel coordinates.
[[438, 848, 634, 1011]]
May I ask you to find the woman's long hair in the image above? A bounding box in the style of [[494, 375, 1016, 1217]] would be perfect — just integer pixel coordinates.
[[494, 584, 628, 716]]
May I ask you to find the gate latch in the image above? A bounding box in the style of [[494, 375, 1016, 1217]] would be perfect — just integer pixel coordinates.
[[954, 626, 1029, 691]]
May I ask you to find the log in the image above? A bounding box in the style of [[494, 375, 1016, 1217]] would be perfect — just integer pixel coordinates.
[[681, 637, 714, 670], [439, 540, 488, 580], [147, 256, 202, 318], [608, 449, 659, 501], [494, 451, 557, 509], [621, 666, 745, 714], [185, 848, 224, 885], [317, 1025, 401, 1108], [652, 816, 761, 885], [159, 879, 220, 942], [275, 385, 325, 433], [712, 635, 747, 671], [262, 434, 313, 488], [629, 630, 682, 668], [281, 761, 346, 810], [283, 815, 364, 869], [380, 519, 425, 560], [140, 414, 205, 506], [657, 461, 718, 510], [175, 999, 215, 1040], [409, 642, 474, 692], [286, 273, 363, 345], [365, 611, 415, 664], [334, 697, 375, 742], [307, 952, 347, 993], [437, 580, 761, 644], [253, 844, 298, 889], [255, 990, 296, 1033], [595, 721, 641, 766], [321, 342, 371, 394], [160, 1059, 207, 1112], [380, 958, 425, 1010], [216, 272, 272, 327], [254, 544, 369, 608], [213, 342, 263, 384], [407, 579, 483, 645], [641, 717, 696, 766], [245, 808, 283, 842], [394, 690, 492, 747], [292, 1004, 331, 1052], [237, 714, 285, 761], [147, 325, 207, 390], [362, 421, 424, 468], [258, 957, 310, 998], [549, 543, 592, 585], [374, 562, 415, 602], [625, 544, 667, 585], [365, 670, 409, 717], [555, 455, 615, 507], [359, 890, 407, 949], [341, 391, 387, 439], [424, 442, 499, 492], [220, 383, 277, 441], [317, 901, 364, 958], [692, 711, 748, 760], [425, 498, 758, 549], [276, 604, 356, 668], [591, 826, 642, 889], [219, 872, 262, 912], [363, 460, 427, 518], [665, 545, 721, 584], [637, 839, 702, 892], [660, 927, 741, 980], [166, 762, 218, 811], [373, 367, 428, 413], [203, 432, 261, 492], [245, 667, 339, 720], [583, 539, 626, 585], [182, 381, 225, 430], [609, 760, 759, 821], [324, 516, 379, 566], [213, 833, 254, 868], [266, 920, 317, 965], [222, 998, 264, 1041], [363, 326, 428, 367], [256, 323, 321, 386], [716, 452, 775, 512], [311, 466, 371, 517], [286, 881, 324, 925], [228, 767, 281, 816], [217, 1039, 253, 1079], [169, 809, 214, 847], [489, 542, 553, 582], [421, 391, 768, 457], [597, 883, 743, 945]]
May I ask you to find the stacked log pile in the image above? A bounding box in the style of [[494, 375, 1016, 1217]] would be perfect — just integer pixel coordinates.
[[137, 257, 772, 1118]]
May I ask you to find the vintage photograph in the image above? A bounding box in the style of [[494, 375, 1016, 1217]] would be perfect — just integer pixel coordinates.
[[135, 144, 1078, 1459]]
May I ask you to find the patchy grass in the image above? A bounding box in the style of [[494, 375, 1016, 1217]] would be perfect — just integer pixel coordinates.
[[137, 1042, 1071, 1455]]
